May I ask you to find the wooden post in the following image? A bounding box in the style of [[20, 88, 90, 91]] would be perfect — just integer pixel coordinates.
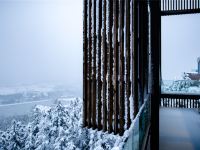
[[83, 0, 88, 127], [113, 0, 119, 134], [150, 0, 161, 149], [87, 0, 92, 128], [119, 0, 125, 135], [126, 0, 131, 129], [92, 0, 97, 129], [108, 0, 114, 133], [97, 0, 102, 131], [133, 0, 139, 118], [102, 0, 107, 132]]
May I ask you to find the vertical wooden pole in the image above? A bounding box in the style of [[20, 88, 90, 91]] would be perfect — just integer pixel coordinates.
[[119, 0, 125, 135], [92, 0, 97, 129], [87, 0, 92, 128], [83, 0, 88, 127], [133, 0, 139, 118], [162, 0, 164, 10], [184, 0, 185, 10], [150, 0, 160, 149], [113, 0, 119, 134], [97, 0, 102, 130], [108, 0, 114, 133], [126, 0, 131, 129], [102, 0, 107, 132]]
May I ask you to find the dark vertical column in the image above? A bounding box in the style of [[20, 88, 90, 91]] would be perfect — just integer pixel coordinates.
[[108, 0, 113, 133], [167, 0, 169, 10], [119, 0, 125, 136], [133, 0, 139, 118], [87, 0, 92, 128], [186, 0, 188, 10], [150, 0, 161, 149], [125, 0, 131, 129], [113, 0, 119, 134], [102, 0, 107, 132], [92, 0, 97, 129], [83, 0, 88, 127], [184, 0, 185, 10], [97, 0, 102, 130]]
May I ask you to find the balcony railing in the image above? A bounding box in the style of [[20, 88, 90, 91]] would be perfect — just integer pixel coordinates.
[[160, 93, 200, 108], [161, 0, 200, 15]]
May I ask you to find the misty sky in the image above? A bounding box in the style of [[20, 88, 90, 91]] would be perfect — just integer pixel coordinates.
[[0, 1, 199, 87], [162, 14, 200, 80], [0, 0, 82, 86]]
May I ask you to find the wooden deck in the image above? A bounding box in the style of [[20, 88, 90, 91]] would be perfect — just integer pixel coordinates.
[[160, 108, 200, 150]]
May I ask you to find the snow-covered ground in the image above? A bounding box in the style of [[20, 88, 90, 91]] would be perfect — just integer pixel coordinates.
[[0, 98, 126, 150]]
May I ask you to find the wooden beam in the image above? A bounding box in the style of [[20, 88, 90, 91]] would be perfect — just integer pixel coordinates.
[[87, 0, 92, 128], [92, 0, 97, 129], [83, 0, 88, 127], [133, 0, 139, 118], [102, 0, 107, 132], [113, 0, 119, 134], [126, 0, 131, 128], [150, 0, 161, 149], [119, 0, 125, 135], [97, 0, 103, 131], [108, 0, 114, 133], [161, 9, 200, 16]]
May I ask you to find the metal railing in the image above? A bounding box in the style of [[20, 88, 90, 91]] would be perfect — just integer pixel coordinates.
[[160, 93, 200, 108], [161, 0, 200, 15]]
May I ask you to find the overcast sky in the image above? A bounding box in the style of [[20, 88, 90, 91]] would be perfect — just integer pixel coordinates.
[[0, 0, 82, 86], [0, 1, 199, 87], [162, 14, 200, 80]]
